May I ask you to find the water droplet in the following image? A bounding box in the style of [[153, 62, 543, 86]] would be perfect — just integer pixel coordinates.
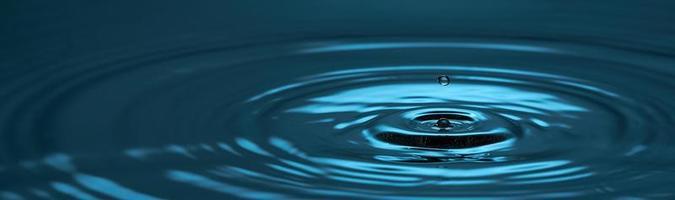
[[434, 118, 453, 129], [438, 75, 451, 86]]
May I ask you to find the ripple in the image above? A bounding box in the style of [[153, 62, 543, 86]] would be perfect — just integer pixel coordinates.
[[1, 37, 675, 199]]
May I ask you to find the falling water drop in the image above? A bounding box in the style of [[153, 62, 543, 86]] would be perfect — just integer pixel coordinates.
[[438, 75, 450, 86]]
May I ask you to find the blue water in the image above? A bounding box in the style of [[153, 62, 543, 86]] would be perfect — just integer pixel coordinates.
[[2, 1, 675, 199]]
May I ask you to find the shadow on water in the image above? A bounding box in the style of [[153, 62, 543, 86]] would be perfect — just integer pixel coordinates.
[[375, 132, 509, 149]]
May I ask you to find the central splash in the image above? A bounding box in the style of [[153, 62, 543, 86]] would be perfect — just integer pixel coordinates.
[[365, 108, 518, 154]]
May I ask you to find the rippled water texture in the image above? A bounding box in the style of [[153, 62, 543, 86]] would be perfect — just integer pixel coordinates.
[[2, 36, 675, 199]]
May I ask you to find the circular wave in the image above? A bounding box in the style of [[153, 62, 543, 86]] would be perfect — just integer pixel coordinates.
[[1, 37, 675, 199]]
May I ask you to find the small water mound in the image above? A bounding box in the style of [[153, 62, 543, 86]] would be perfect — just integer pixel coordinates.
[[410, 109, 476, 131]]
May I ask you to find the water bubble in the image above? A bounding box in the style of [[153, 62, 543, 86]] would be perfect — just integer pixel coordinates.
[[438, 75, 451, 86]]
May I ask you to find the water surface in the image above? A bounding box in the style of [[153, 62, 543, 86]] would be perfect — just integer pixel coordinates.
[[2, 1, 675, 199]]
